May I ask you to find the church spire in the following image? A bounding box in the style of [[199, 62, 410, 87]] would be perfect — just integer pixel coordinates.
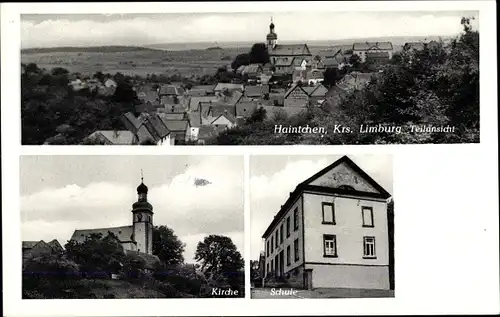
[[137, 170, 148, 201]]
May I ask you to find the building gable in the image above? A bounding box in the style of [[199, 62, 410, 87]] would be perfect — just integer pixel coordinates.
[[302, 156, 389, 196], [284, 84, 309, 99]]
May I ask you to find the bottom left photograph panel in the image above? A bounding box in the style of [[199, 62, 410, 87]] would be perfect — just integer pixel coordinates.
[[20, 155, 245, 299]]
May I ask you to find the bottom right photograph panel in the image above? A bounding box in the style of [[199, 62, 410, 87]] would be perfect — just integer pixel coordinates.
[[250, 155, 395, 299]]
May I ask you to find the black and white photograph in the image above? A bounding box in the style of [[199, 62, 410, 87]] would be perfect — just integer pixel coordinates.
[[20, 155, 245, 298], [20, 10, 479, 145], [250, 155, 394, 298]]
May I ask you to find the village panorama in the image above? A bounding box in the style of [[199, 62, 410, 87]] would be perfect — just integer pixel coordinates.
[[21, 14, 479, 145]]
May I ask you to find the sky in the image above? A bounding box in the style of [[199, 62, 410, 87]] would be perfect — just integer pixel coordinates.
[[250, 154, 393, 260], [21, 11, 479, 48], [20, 155, 244, 263]]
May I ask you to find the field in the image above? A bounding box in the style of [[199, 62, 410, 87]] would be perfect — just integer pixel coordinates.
[[21, 45, 339, 78]]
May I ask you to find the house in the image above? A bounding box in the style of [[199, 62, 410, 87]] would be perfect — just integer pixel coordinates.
[[352, 42, 393, 63], [23, 239, 64, 263], [158, 117, 191, 144], [261, 156, 393, 290], [305, 69, 325, 86], [137, 90, 160, 106], [187, 85, 216, 96], [244, 85, 270, 100], [214, 83, 244, 94], [196, 126, 224, 144], [121, 112, 173, 146], [243, 64, 264, 78], [302, 83, 328, 104], [218, 90, 243, 106], [323, 49, 349, 69], [71, 179, 155, 255], [84, 130, 138, 145], [159, 85, 184, 97], [188, 96, 220, 112], [283, 83, 314, 107], [284, 84, 309, 107], [210, 112, 237, 129]]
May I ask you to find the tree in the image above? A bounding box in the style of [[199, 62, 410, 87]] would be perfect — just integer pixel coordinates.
[[113, 81, 138, 103], [24, 62, 41, 75], [153, 225, 186, 266], [246, 107, 267, 124], [51, 67, 69, 76], [65, 232, 125, 278], [231, 53, 251, 70], [93, 71, 105, 83], [349, 54, 361, 69], [194, 235, 244, 277], [249, 43, 270, 64]]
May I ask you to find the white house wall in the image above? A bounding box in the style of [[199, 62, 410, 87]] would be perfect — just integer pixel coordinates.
[[306, 263, 390, 289], [303, 193, 389, 266], [264, 195, 304, 277]]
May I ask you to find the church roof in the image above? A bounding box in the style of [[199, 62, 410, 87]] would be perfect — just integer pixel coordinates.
[[71, 226, 135, 244], [270, 44, 311, 56]]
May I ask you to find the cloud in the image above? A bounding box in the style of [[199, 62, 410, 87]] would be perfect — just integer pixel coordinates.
[[250, 156, 392, 259], [21, 156, 244, 263], [20, 12, 477, 48]]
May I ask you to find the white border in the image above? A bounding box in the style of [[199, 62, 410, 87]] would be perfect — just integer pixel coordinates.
[[2, 1, 499, 316]]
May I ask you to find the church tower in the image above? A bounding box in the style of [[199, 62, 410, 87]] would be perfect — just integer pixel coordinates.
[[132, 173, 154, 254], [266, 17, 278, 52]]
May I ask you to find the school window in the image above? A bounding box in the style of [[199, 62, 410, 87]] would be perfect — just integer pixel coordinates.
[[322, 202, 335, 224], [266, 240, 270, 257], [275, 230, 279, 247], [294, 238, 299, 262], [363, 237, 376, 258], [294, 207, 299, 231], [271, 236, 274, 253], [286, 245, 291, 266], [286, 216, 290, 237], [323, 234, 338, 257], [280, 223, 284, 244], [362, 207, 374, 227]]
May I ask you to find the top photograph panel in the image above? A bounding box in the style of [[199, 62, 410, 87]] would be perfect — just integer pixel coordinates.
[[21, 11, 479, 145]]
